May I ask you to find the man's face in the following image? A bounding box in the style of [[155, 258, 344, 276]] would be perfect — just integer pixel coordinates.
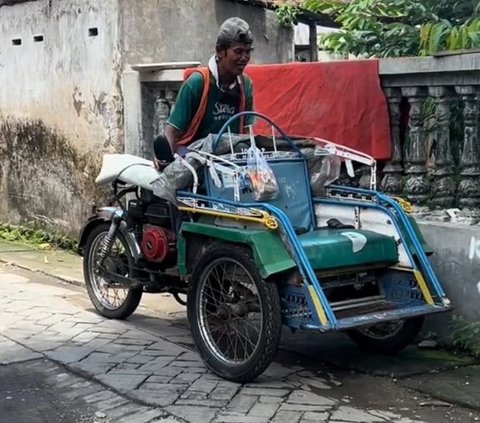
[[218, 42, 253, 76]]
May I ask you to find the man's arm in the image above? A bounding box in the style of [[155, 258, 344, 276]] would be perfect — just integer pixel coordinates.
[[164, 124, 183, 152]]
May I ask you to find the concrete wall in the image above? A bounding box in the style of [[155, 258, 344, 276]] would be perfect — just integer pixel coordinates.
[[419, 221, 480, 337], [0, 0, 123, 233], [118, 0, 293, 67]]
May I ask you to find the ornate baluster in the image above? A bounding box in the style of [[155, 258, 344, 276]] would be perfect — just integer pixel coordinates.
[[456, 86, 480, 217], [429, 86, 455, 208], [153, 93, 170, 139], [381, 88, 403, 195], [402, 87, 429, 206]]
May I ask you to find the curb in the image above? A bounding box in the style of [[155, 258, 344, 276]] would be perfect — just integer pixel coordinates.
[[0, 257, 85, 288]]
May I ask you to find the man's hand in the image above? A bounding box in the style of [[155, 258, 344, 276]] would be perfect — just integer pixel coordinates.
[[154, 158, 170, 171]]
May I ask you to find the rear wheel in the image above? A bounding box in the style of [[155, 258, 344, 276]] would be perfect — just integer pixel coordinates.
[[84, 223, 142, 319], [187, 243, 282, 383], [347, 317, 424, 354]]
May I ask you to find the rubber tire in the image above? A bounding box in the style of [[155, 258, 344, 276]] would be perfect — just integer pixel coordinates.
[[84, 223, 142, 320], [347, 316, 424, 354], [187, 243, 282, 383]]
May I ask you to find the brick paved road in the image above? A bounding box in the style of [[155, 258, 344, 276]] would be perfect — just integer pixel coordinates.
[[0, 264, 477, 423]]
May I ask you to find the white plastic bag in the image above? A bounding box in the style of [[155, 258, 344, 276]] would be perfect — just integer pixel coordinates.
[[245, 129, 279, 201]]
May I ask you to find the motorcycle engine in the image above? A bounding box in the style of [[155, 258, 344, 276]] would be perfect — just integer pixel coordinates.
[[141, 225, 175, 263]]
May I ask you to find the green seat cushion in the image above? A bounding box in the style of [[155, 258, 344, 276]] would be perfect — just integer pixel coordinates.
[[299, 229, 398, 271]]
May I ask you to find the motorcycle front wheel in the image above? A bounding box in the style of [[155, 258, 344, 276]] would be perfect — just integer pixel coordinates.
[[83, 223, 142, 319]]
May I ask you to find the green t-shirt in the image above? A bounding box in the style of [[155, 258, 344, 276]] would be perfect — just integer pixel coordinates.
[[167, 72, 254, 140]]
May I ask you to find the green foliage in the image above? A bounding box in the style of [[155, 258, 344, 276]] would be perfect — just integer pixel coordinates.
[[0, 223, 77, 252], [276, 0, 480, 57], [275, 1, 301, 26], [450, 315, 480, 358]]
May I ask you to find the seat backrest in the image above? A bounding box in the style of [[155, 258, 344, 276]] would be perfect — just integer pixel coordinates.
[[205, 157, 315, 232]]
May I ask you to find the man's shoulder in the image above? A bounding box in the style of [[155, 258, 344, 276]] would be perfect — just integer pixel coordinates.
[[183, 71, 208, 90]]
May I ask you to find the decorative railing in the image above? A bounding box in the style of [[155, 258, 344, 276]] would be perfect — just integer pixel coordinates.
[[379, 52, 480, 223], [125, 53, 480, 223]]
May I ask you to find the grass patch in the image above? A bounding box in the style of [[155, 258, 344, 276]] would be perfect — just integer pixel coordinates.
[[0, 223, 77, 252]]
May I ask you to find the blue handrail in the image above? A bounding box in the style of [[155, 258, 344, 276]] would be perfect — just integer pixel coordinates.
[[326, 185, 447, 299]]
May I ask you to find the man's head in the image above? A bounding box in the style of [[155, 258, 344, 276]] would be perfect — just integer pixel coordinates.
[[216, 17, 253, 77]]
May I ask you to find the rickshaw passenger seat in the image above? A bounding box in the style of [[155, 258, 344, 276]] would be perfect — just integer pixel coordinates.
[[299, 229, 398, 271]]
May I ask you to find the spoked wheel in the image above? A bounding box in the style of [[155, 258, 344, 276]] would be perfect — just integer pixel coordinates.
[[188, 244, 282, 383], [347, 317, 424, 354], [84, 223, 142, 319]]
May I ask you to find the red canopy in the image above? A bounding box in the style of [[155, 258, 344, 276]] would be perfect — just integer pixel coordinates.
[[185, 60, 392, 160]]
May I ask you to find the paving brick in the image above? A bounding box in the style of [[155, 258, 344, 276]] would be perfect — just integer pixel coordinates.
[[70, 359, 114, 375], [129, 389, 181, 407], [239, 387, 290, 397], [71, 331, 99, 343], [209, 384, 239, 402], [187, 379, 218, 394], [227, 394, 258, 413], [0, 341, 42, 364], [214, 412, 268, 423], [96, 373, 149, 393], [278, 403, 332, 413], [248, 402, 280, 419], [258, 396, 283, 404], [144, 375, 172, 384], [271, 411, 303, 423], [118, 408, 166, 423], [45, 346, 93, 364], [169, 372, 202, 384], [286, 390, 336, 407], [149, 367, 183, 378], [301, 411, 330, 422], [175, 399, 225, 407], [166, 405, 219, 423], [330, 406, 385, 422]]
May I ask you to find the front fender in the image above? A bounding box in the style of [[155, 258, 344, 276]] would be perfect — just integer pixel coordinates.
[[77, 207, 141, 262]]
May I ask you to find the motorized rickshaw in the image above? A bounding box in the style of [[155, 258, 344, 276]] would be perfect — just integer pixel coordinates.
[[78, 112, 452, 383]]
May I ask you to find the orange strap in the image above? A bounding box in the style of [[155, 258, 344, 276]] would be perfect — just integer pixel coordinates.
[[176, 68, 211, 146], [176, 69, 247, 147]]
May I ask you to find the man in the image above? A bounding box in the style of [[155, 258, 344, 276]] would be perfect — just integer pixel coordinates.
[[154, 17, 254, 169]]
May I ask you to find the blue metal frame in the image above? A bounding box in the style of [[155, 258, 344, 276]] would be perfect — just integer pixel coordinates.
[[316, 185, 447, 300]]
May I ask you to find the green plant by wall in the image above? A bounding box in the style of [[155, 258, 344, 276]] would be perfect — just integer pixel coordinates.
[[450, 315, 480, 358], [0, 223, 77, 252]]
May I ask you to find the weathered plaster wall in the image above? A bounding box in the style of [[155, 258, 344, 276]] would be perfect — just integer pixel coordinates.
[[419, 222, 480, 337], [118, 0, 293, 67], [0, 0, 122, 233]]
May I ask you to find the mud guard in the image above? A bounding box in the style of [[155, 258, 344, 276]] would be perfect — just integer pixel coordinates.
[[177, 222, 295, 279], [77, 207, 141, 262]]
